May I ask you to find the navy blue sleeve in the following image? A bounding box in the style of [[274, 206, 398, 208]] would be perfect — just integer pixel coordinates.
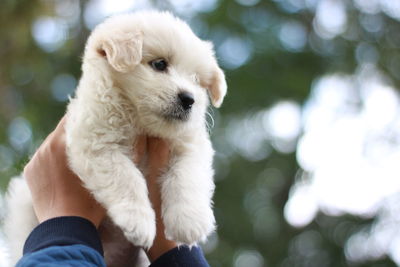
[[16, 216, 210, 267], [16, 216, 105, 267], [150, 246, 210, 267]]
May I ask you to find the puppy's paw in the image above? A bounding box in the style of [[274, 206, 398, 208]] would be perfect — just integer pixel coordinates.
[[109, 205, 156, 249], [163, 204, 215, 244]]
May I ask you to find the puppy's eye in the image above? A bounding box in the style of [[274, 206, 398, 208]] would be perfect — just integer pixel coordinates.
[[149, 58, 168, 72]]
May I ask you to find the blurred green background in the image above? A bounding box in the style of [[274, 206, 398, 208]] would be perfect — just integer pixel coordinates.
[[1, 0, 400, 266]]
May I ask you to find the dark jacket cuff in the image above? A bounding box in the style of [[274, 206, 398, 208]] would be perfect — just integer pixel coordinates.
[[150, 245, 210, 267], [23, 216, 104, 256]]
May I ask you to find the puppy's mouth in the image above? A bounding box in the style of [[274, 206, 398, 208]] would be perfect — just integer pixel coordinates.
[[162, 106, 191, 122]]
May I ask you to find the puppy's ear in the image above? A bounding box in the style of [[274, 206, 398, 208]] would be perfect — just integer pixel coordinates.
[[203, 66, 227, 108], [97, 31, 143, 73]]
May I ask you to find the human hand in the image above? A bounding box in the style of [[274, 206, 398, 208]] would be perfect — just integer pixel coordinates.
[[24, 116, 106, 227], [133, 136, 177, 261]]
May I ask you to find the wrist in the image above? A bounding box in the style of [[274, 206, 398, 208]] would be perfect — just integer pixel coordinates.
[[37, 203, 104, 228], [145, 175, 177, 262], [146, 216, 177, 262]]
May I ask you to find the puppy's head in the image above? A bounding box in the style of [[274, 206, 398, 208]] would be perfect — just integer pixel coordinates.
[[85, 11, 227, 136]]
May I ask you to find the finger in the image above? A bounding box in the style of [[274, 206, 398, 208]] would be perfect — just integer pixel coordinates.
[[133, 134, 147, 165], [52, 115, 67, 139], [56, 115, 67, 129], [25, 116, 69, 206], [25, 116, 66, 172], [40, 115, 67, 148], [147, 137, 169, 155], [48, 125, 67, 155], [147, 137, 170, 169]]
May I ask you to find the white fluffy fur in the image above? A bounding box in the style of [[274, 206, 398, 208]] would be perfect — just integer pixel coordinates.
[[4, 10, 226, 265], [4, 176, 38, 264]]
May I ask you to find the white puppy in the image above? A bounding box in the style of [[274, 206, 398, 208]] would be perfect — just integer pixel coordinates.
[[4, 10, 226, 265]]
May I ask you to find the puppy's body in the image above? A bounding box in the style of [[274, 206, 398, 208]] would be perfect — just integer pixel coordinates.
[[4, 11, 226, 266]]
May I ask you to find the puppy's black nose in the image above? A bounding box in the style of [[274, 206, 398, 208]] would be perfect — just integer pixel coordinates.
[[178, 92, 195, 110]]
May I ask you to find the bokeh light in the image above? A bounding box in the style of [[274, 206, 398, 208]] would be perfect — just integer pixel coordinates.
[[380, 0, 400, 21], [313, 0, 347, 39], [0, 146, 15, 173], [265, 101, 301, 143], [286, 64, 400, 264], [217, 36, 253, 70], [279, 21, 307, 52], [353, 0, 380, 14], [7, 117, 32, 153], [170, 0, 219, 16], [233, 249, 265, 267], [235, 0, 260, 7], [84, 0, 153, 29], [51, 74, 77, 102], [32, 17, 68, 52]]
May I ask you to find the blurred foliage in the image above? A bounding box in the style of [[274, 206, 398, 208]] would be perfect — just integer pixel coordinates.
[[1, 0, 400, 266]]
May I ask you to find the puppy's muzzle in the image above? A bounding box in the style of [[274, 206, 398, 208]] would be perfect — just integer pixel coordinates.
[[178, 92, 194, 110], [162, 91, 194, 121]]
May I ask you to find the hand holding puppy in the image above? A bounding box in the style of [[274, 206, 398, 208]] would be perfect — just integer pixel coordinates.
[[24, 116, 177, 261], [133, 136, 178, 261], [24, 117, 106, 227]]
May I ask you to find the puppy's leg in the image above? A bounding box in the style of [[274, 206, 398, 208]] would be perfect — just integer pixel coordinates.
[[4, 176, 38, 265], [67, 143, 156, 249], [161, 138, 216, 244]]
